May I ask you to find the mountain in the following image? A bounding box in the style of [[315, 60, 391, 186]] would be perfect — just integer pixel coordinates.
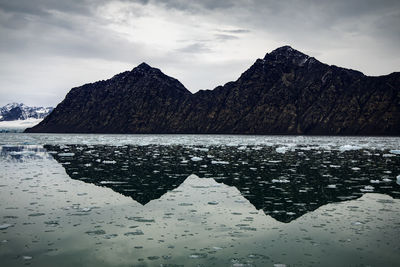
[[25, 46, 400, 135], [0, 103, 53, 121]]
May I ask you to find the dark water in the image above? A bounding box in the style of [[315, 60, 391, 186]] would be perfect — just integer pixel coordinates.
[[45, 144, 400, 223], [0, 134, 400, 266]]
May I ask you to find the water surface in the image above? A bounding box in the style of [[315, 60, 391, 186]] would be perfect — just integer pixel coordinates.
[[0, 134, 399, 266]]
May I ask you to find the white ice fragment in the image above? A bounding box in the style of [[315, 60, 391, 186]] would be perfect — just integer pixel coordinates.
[[275, 147, 287, 153], [383, 154, 395, 158], [370, 180, 380, 184], [389, 150, 400, 155], [81, 207, 91, 212], [327, 184, 337, 189], [190, 157, 202, 161], [211, 160, 229, 165], [383, 178, 392, 182], [23, 256, 32, 260], [351, 167, 360, 171], [397, 175, 400, 185], [272, 179, 290, 183], [58, 152, 75, 157], [274, 264, 287, 267], [339, 145, 361, 151], [103, 160, 116, 164], [0, 224, 12, 230], [361, 185, 374, 192]]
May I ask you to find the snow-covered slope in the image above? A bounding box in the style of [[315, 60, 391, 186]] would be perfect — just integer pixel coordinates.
[[0, 103, 53, 121], [0, 103, 53, 132]]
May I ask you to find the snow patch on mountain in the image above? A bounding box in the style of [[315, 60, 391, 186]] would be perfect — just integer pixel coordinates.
[[0, 103, 53, 132], [0, 103, 53, 121]]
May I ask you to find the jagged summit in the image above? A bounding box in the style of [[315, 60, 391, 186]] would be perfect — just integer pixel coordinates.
[[135, 62, 153, 71], [267, 45, 306, 56], [263, 45, 311, 66]]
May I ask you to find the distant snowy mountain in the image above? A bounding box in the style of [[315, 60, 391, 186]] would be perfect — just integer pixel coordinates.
[[0, 103, 53, 121], [0, 103, 53, 132]]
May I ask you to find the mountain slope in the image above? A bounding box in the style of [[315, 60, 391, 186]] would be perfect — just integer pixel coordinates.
[[25, 46, 400, 135], [29, 63, 191, 133]]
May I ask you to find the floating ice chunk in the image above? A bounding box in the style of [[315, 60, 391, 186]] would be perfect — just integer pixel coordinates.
[[268, 160, 282, 163], [0, 224, 12, 230], [81, 207, 91, 212], [383, 178, 392, 182], [272, 179, 290, 183], [370, 180, 380, 184], [190, 157, 202, 161], [327, 184, 337, 189], [351, 167, 361, 171], [58, 152, 75, 157], [10, 151, 36, 156], [339, 145, 361, 151], [22, 256, 32, 260], [361, 185, 374, 192], [211, 160, 229, 165], [189, 253, 207, 259], [397, 175, 400, 185], [274, 264, 287, 267], [103, 160, 116, 164], [275, 147, 287, 153], [99, 181, 127, 184], [383, 154, 395, 158], [389, 150, 400, 155]]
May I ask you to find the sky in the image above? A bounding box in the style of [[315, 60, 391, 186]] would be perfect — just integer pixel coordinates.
[[0, 0, 399, 107]]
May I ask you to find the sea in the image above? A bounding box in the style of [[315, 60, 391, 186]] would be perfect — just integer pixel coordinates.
[[0, 133, 399, 266]]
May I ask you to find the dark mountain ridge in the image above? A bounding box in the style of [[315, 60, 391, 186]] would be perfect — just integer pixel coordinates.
[[25, 46, 400, 135]]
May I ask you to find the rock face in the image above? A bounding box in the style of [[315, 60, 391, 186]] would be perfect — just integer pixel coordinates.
[[25, 46, 400, 135], [0, 103, 53, 121]]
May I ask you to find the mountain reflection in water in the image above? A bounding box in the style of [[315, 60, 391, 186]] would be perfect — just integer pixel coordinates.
[[44, 144, 400, 223]]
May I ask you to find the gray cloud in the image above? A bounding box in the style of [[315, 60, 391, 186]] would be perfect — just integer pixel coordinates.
[[176, 43, 211, 53], [214, 34, 239, 41], [0, 0, 399, 106], [219, 29, 250, 34]]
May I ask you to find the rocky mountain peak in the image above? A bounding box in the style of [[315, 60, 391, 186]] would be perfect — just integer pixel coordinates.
[[264, 45, 311, 66], [135, 62, 152, 71]]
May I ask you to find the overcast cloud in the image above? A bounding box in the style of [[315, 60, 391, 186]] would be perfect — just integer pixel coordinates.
[[0, 0, 399, 106]]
